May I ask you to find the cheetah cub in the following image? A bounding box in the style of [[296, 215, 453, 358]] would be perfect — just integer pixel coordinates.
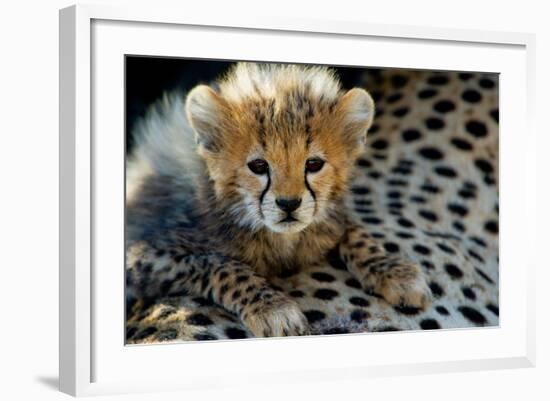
[[126, 63, 432, 338]]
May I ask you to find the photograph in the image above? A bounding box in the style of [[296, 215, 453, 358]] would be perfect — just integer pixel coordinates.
[[124, 57, 499, 344]]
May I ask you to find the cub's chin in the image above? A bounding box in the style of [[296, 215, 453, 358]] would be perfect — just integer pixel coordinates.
[[265, 219, 310, 235]]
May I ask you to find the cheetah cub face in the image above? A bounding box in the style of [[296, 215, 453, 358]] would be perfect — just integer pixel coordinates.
[[186, 63, 375, 234]]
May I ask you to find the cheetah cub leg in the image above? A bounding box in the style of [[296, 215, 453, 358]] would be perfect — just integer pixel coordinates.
[[339, 226, 432, 309], [127, 245, 309, 337], [191, 256, 310, 337]]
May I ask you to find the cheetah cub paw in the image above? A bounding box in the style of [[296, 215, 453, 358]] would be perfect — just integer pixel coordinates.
[[373, 261, 432, 309], [242, 293, 310, 337]]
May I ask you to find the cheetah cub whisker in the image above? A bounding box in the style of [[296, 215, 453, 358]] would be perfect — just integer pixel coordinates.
[[126, 63, 432, 338]]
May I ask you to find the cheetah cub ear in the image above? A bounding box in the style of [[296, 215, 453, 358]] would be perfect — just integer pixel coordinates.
[[186, 85, 227, 152], [336, 88, 375, 146]]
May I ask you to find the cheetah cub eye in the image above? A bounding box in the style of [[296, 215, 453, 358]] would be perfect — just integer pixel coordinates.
[[247, 159, 269, 175], [305, 158, 325, 173]]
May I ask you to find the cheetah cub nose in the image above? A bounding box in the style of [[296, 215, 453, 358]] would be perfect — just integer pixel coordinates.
[[276, 198, 302, 212]]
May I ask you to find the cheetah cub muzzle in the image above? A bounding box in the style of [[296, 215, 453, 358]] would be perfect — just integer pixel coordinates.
[[126, 63, 432, 338]]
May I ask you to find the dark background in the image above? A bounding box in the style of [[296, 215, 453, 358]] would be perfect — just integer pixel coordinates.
[[125, 56, 373, 152]]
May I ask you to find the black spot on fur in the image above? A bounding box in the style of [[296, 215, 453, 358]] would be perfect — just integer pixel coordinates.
[[356, 158, 372, 168], [126, 326, 137, 339], [369, 171, 382, 179], [486, 304, 499, 316], [304, 310, 326, 323], [388, 202, 405, 209], [351, 186, 370, 195], [458, 189, 476, 199], [425, 117, 445, 130], [362, 217, 383, 225], [387, 93, 403, 103], [475, 268, 494, 284], [433, 99, 455, 113], [465, 120, 488, 138], [413, 244, 431, 255], [458, 73, 473, 81], [436, 306, 450, 315], [437, 242, 455, 254], [194, 333, 218, 341], [427, 75, 449, 85], [225, 327, 248, 339], [186, 313, 214, 326], [420, 319, 441, 330], [420, 184, 440, 194], [396, 231, 415, 239], [445, 263, 463, 279], [450, 137, 473, 151], [387, 179, 408, 187], [484, 220, 498, 234], [470, 236, 487, 247], [462, 89, 482, 103], [410, 195, 427, 203], [462, 287, 476, 300], [141, 263, 153, 274], [350, 309, 369, 322], [490, 109, 499, 123], [458, 306, 487, 325], [453, 221, 466, 233], [391, 166, 412, 175], [289, 290, 305, 298], [429, 282, 444, 297], [402, 129, 422, 142], [448, 203, 468, 217], [311, 272, 336, 283], [392, 107, 409, 117], [418, 147, 444, 161], [479, 78, 495, 89], [277, 268, 298, 279], [383, 242, 400, 253], [421, 260, 435, 270], [394, 305, 421, 315], [349, 296, 370, 307], [434, 166, 457, 178], [133, 326, 158, 340], [474, 158, 494, 174], [418, 209, 438, 222], [387, 190, 402, 199], [418, 88, 438, 99], [397, 217, 415, 228], [345, 278, 362, 289], [192, 297, 214, 307], [236, 275, 250, 284], [326, 247, 347, 271], [371, 139, 389, 150], [314, 288, 339, 300], [391, 74, 409, 88]]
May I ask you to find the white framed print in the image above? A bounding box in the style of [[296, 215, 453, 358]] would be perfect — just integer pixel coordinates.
[[59, 3, 536, 397]]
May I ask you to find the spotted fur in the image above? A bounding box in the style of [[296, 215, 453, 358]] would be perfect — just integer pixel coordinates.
[[126, 65, 498, 342]]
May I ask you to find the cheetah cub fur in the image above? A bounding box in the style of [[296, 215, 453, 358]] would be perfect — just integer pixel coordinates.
[[126, 63, 432, 337]]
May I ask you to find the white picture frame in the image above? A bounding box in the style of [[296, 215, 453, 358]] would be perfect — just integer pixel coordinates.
[[59, 3, 536, 397]]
